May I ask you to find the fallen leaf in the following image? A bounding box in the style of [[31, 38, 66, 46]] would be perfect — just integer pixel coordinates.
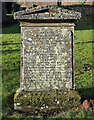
[[90, 74, 92, 76], [83, 100, 89, 109], [91, 52, 94, 55]]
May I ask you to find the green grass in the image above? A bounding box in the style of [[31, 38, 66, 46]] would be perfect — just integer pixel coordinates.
[[2, 19, 94, 119], [2, 24, 21, 119], [75, 29, 93, 88], [49, 109, 94, 119]]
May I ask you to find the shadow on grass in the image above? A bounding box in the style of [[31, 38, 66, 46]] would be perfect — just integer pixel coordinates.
[[2, 68, 20, 73], [77, 88, 94, 102], [2, 23, 20, 34], [2, 49, 20, 53], [2, 92, 16, 119], [2, 43, 20, 45], [75, 21, 94, 30], [7, 92, 15, 110], [74, 15, 94, 30], [75, 41, 94, 44], [2, 15, 20, 34]]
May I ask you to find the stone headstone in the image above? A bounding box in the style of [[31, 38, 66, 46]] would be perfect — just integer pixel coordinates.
[[14, 6, 81, 112]]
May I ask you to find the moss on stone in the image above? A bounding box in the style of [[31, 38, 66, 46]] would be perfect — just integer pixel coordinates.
[[14, 89, 81, 113]]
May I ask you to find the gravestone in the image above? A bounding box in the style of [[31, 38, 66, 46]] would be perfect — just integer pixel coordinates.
[[14, 6, 81, 113]]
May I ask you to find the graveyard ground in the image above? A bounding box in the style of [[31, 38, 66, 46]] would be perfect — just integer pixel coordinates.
[[2, 15, 94, 119]]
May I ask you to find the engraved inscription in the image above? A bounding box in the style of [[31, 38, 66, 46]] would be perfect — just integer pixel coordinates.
[[21, 27, 72, 90]]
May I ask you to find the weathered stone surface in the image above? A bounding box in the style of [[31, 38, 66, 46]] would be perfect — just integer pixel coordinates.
[[14, 6, 81, 113], [20, 23, 74, 91], [14, 5, 81, 20], [14, 88, 81, 113]]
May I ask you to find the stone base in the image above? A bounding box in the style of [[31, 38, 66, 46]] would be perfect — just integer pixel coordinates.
[[14, 88, 81, 113]]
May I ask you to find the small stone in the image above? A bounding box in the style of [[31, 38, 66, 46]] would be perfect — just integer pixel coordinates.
[[46, 106, 48, 108], [57, 101, 59, 104], [17, 103, 20, 106], [41, 107, 43, 109]]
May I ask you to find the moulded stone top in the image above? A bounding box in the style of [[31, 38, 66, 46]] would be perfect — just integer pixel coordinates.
[[14, 5, 81, 21]]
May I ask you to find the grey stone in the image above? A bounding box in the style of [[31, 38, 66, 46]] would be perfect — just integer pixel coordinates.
[[14, 6, 81, 112], [20, 25, 74, 90], [14, 5, 81, 20]]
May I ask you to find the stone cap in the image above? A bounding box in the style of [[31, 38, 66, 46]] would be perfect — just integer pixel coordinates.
[[14, 5, 81, 21]]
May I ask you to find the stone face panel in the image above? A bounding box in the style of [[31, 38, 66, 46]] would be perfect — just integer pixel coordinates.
[[21, 25, 73, 91]]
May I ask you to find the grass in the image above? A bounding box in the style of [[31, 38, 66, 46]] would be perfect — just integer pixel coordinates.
[[75, 29, 93, 89], [1, 17, 94, 119]]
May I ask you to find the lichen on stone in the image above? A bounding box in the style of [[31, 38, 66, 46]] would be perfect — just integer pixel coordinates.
[[14, 89, 81, 112]]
